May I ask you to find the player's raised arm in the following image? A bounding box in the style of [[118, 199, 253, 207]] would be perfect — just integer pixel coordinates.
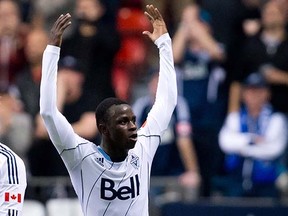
[[40, 13, 78, 155], [142, 5, 177, 133]]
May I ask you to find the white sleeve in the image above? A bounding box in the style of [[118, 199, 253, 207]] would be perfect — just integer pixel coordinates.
[[141, 33, 177, 136], [219, 113, 251, 154], [241, 113, 288, 160], [40, 45, 79, 156]]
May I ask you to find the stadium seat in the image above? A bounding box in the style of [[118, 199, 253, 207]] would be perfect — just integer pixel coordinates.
[[113, 7, 151, 101], [22, 200, 46, 216], [46, 198, 82, 216], [117, 7, 150, 34]]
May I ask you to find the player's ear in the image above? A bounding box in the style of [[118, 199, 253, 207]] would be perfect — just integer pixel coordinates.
[[99, 123, 108, 136]]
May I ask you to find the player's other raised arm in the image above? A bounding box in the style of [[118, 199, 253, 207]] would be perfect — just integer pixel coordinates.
[[40, 14, 77, 154], [142, 5, 177, 133]]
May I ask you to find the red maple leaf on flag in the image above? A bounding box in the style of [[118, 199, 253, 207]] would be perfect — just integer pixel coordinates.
[[4, 192, 22, 203]]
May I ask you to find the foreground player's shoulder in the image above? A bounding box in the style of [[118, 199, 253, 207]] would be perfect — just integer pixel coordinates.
[[0, 143, 26, 183], [0, 143, 21, 161]]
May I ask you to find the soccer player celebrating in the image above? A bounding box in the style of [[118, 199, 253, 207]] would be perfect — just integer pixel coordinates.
[[40, 5, 177, 216]]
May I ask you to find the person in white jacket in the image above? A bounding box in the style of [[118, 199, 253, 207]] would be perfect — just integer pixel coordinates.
[[40, 5, 177, 216], [217, 72, 288, 197]]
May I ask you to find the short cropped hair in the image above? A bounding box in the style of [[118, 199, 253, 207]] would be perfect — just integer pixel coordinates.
[[95, 97, 128, 131]]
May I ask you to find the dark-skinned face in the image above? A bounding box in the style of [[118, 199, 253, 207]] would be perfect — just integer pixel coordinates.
[[106, 104, 138, 150]]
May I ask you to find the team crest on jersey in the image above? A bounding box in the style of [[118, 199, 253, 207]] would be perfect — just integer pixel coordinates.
[[130, 153, 140, 169], [95, 157, 104, 167]]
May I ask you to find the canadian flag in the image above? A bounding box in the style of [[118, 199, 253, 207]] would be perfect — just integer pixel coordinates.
[[4, 192, 21, 203]]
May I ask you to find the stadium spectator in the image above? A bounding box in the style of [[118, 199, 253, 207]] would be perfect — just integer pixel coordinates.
[[229, 0, 288, 116], [198, 0, 262, 114], [215, 72, 288, 197], [0, 91, 32, 164], [15, 28, 48, 119], [0, 0, 27, 92], [172, 2, 228, 196]]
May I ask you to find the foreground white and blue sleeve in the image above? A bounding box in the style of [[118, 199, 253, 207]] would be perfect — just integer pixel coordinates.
[[40, 45, 82, 169]]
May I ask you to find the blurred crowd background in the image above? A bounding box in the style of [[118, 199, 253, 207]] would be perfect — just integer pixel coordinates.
[[0, 0, 288, 214]]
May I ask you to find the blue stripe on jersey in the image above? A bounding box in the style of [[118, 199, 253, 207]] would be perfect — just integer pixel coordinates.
[[0, 146, 19, 184], [97, 146, 112, 161]]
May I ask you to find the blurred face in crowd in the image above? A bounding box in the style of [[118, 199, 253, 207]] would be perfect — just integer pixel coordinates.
[[75, 0, 105, 22], [0, 0, 20, 36], [0, 93, 22, 114], [181, 4, 200, 24], [242, 87, 270, 114], [261, 1, 286, 29], [58, 69, 85, 104], [25, 29, 48, 66]]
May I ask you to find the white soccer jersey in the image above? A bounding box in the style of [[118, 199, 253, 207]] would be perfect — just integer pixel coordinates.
[[40, 33, 177, 216], [0, 143, 27, 216]]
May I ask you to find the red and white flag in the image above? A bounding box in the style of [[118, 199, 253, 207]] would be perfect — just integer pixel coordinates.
[[4, 192, 21, 203]]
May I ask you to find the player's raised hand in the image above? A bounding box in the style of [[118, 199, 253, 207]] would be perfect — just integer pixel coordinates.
[[143, 5, 167, 42], [49, 13, 72, 47]]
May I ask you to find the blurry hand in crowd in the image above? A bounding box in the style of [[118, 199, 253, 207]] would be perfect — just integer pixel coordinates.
[[261, 65, 288, 85], [252, 133, 265, 144], [179, 170, 201, 188], [175, 3, 225, 61], [179, 4, 204, 40]]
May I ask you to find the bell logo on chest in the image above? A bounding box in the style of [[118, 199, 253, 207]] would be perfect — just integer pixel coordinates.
[[100, 174, 140, 200]]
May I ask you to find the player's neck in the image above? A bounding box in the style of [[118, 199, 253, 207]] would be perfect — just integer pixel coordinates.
[[99, 143, 128, 162]]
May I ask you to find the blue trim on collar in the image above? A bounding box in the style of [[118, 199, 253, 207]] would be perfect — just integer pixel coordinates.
[[97, 146, 112, 161]]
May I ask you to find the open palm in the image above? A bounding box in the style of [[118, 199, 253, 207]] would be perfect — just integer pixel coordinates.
[[143, 5, 168, 42], [49, 13, 72, 47]]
